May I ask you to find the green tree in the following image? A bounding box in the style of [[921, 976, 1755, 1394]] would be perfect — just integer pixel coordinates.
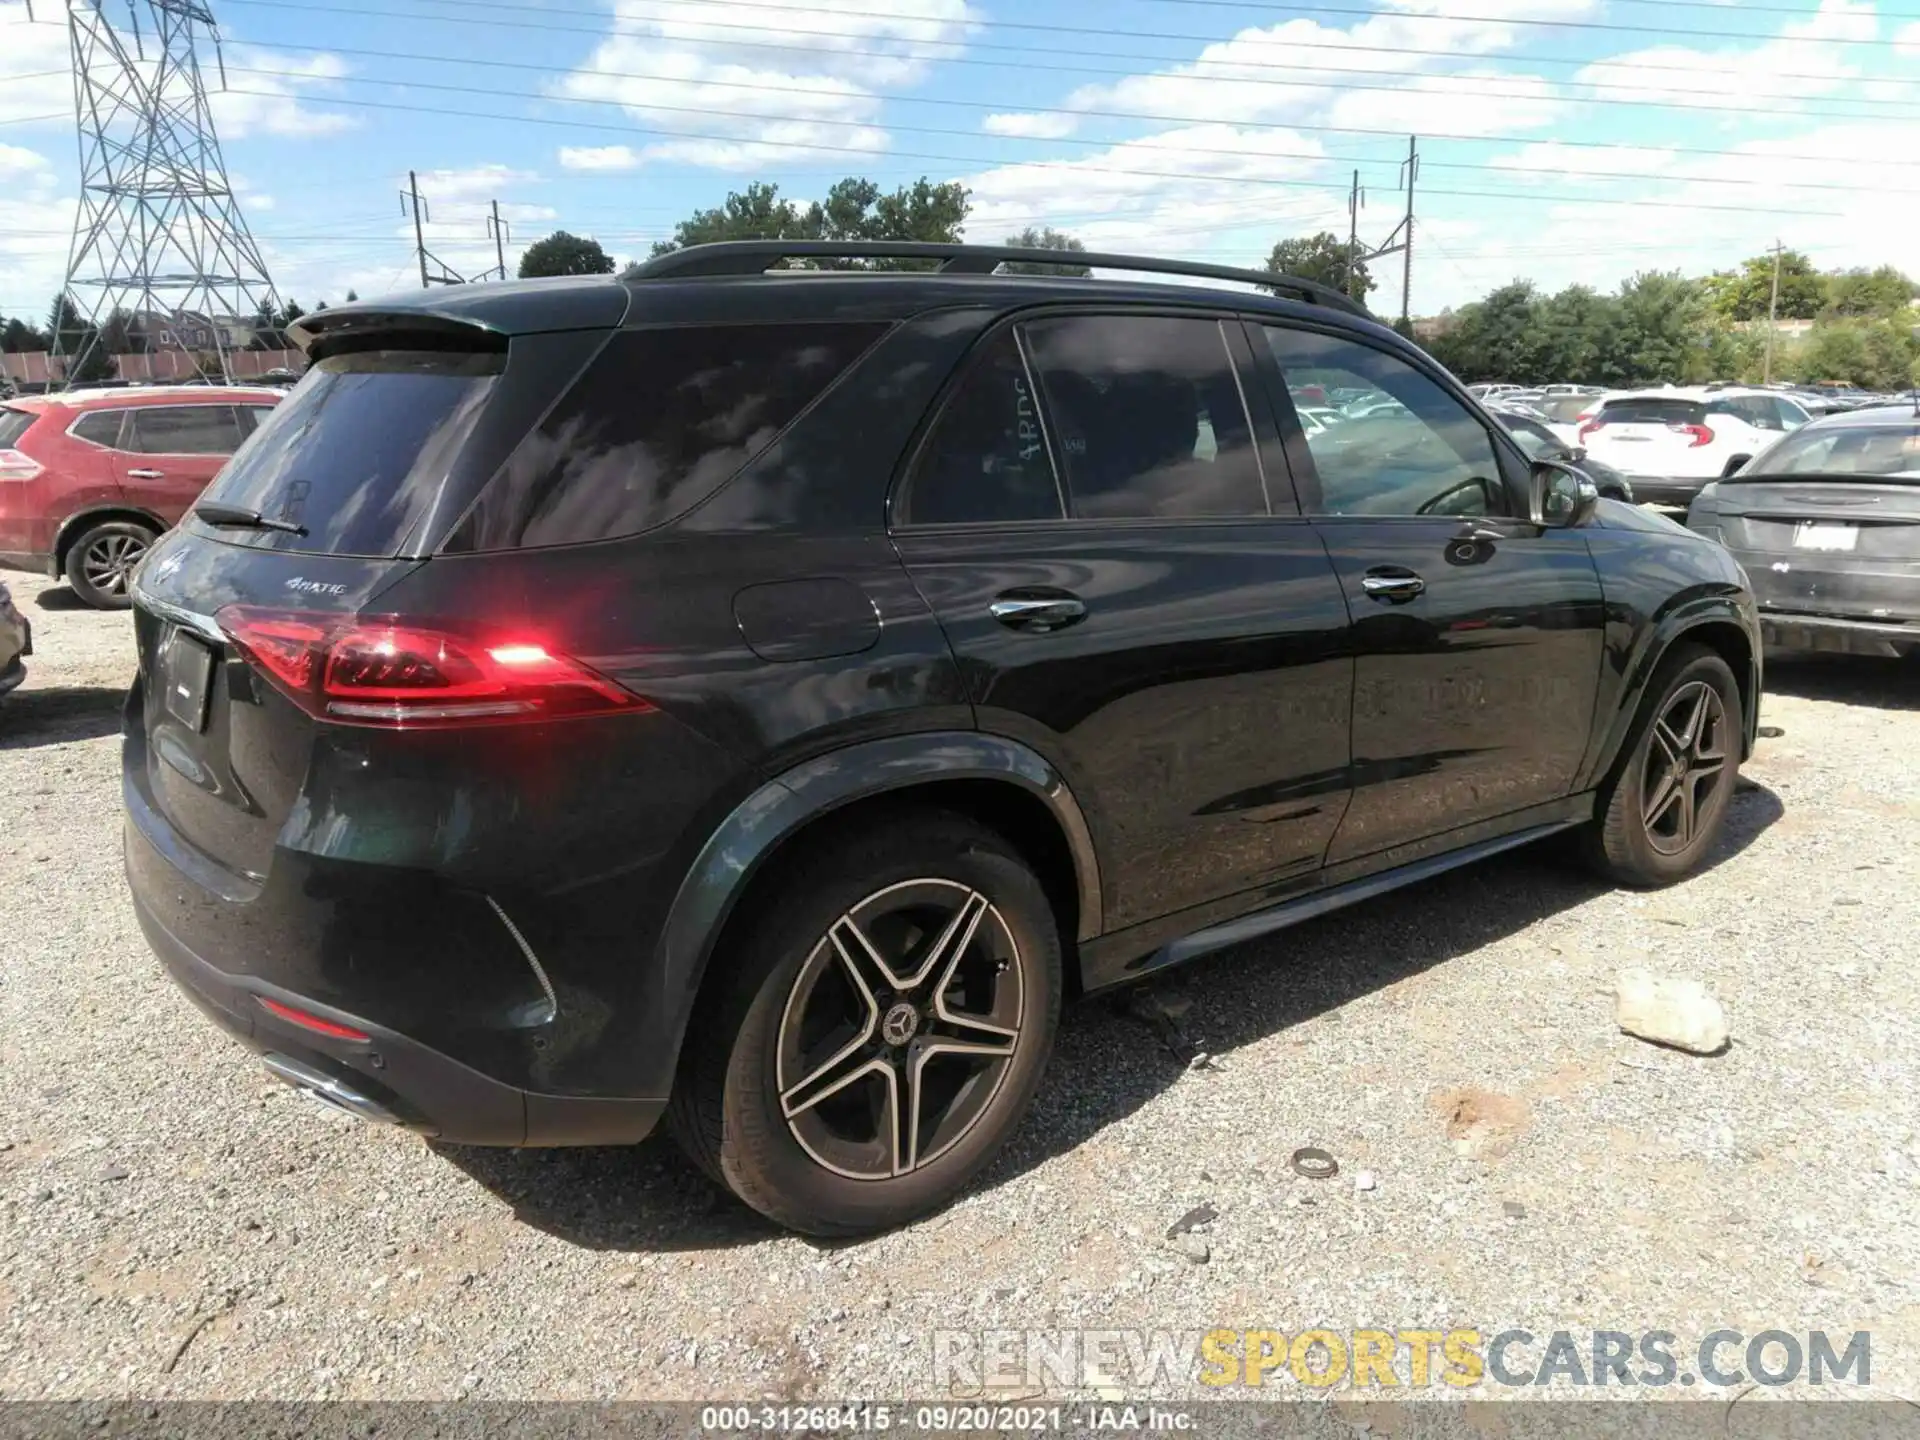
[[647, 176, 970, 269], [1792, 318, 1920, 390], [1000, 225, 1090, 276], [1704, 249, 1823, 322], [1, 315, 47, 352], [1822, 265, 1916, 318], [1608, 271, 1710, 385], [518, 230, 616, 279], [1261, 231, 1373, 301]]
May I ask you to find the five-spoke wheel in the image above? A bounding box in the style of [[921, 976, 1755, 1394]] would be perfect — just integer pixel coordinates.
[[1587, 643, 1743, 887], [669, 812, 1061, 1236]]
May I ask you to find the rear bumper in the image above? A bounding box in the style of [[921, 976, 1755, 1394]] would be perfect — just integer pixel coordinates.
[[1759, 611, 1920, 657], [126, 814, 668, 1148]]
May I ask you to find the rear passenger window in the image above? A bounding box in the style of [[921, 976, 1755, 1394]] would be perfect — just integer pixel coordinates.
[[0, 407, 37, 447], [454, 322, 886, 550], [69, 410, 128, 447], [895, 328, 1064, 526], [1023, 315, 1266, 520], [128, 405, 244, 455]]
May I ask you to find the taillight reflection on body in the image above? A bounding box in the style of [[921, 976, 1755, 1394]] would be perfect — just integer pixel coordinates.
[[216, 606, 649, 728], [1577, 420, 1602, 441]]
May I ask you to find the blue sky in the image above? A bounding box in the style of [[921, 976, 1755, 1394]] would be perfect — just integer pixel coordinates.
[[3, 0, 1918, 322]]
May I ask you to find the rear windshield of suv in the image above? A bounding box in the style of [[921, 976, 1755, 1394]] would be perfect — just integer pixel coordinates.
[[0, 407, 35, 448], [1598, 398, 1707, 425], [195, 350, 503, 555]]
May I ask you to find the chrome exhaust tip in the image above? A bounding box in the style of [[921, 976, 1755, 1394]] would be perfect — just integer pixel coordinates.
[[262, 1052, 405, 1128]]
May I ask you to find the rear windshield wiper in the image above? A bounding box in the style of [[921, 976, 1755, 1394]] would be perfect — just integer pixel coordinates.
[[193, 501, 308, 536]]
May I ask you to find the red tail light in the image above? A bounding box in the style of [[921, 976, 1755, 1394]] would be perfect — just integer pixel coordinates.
[[217, 606, 649, 728], [1577, 419, 1603, 441], [257, 995, 370, 1042], [0, 448, 44, 481], [1668, 423, 1715, 448]]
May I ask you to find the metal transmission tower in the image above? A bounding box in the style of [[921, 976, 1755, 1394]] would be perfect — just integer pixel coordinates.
[[50, 0, 279, 385]]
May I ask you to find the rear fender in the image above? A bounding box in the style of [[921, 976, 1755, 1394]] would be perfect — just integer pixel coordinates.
[[648, 730, 1102, 1077]]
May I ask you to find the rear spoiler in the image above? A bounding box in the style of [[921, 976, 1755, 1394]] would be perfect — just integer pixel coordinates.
[[287, 310, 508, 360]]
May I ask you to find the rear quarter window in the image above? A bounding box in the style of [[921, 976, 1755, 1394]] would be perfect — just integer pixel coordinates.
[[0, 407, 36, 448], [448, 321, 888, 551]]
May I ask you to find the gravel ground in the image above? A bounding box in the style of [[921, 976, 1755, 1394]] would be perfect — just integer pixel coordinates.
[[3, 565, 1918, 1409]]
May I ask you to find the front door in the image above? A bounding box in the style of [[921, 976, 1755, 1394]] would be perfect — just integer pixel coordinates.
[[892, 312, 1354, 930], [112, 404, 248, 526], [1255, 322, 1606, 864]]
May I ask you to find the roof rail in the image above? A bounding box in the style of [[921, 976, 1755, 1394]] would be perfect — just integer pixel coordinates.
[[633, 240, 1372, 318]]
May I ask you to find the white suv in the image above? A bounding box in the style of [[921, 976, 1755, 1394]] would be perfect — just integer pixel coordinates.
[[1577, 388, 1810, 506]]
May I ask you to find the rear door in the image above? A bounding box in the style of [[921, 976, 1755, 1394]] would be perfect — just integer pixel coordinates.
[[1256, 321, 1606, 863], [114, 403, 248, 525], [891, 310, 1354, 932]]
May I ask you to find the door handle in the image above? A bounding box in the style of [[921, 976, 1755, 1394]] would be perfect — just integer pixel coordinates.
[[1360, 570, 1425, 603], [990, 594, 1087, 632], [126, 468, 166, 480]]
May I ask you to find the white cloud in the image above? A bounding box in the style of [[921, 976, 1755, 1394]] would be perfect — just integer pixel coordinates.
[[961, 124, 1340, 260], [403, 163, 542, 206], [559, 145, 642, 172], [982, 111, 1078, 140], [1573, 0, 1876, 113], [0, 1, 71, 127], [1897, 20, 1920, 57], [553, 0, 975, 168], [212, 47, 354, 138], [0, 143, 52, 183], [1486, 140, 1679, 183]]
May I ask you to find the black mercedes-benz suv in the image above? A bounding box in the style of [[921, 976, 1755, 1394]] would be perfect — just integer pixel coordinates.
[[123, 241, 1761, 1235]]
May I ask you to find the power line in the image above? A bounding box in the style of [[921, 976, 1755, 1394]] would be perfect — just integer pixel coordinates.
[[230, 0, 1916, 48], [216, 63, 1920, 198], [203, 84, 1868, 221], [206, 42, 1920, 183]]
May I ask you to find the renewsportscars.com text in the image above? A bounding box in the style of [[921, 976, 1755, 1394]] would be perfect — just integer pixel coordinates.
[[931, 1327, 1871, 1391]]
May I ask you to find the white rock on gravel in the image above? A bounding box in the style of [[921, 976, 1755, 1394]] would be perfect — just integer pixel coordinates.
[[1615, 968, 1730, 1054]]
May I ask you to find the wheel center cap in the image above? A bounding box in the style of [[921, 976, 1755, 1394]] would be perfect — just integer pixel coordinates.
[[881, 1001, 921, 1047]]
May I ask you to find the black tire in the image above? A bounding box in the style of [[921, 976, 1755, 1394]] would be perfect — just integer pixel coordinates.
[[63, 520, 155, 609], [1584, 644, 1743, 888], [668, 810, 1062, 1236]]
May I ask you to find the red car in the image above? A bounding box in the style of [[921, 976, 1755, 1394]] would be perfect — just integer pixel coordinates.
[[0, 385, 283, 607]]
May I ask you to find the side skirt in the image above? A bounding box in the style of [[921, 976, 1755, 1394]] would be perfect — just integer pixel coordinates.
[[1081, 793, 1594, 991]]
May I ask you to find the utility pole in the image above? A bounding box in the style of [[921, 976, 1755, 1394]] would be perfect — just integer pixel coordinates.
[[1356, 135, 1418, 322], [1762, 239, 1784, 384], [404, 171, 430, 290], [487, 200, 511, 282], [1346, 169, 1364, 301], [1400, 134, 1418, 329], [399, 172, 465, 288]]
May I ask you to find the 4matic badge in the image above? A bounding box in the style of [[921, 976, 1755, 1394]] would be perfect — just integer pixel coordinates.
[[284, 577, 347, 596]]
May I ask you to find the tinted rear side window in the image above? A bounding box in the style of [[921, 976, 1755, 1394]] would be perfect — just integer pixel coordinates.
[[1024, 314, 1266, 520], [452, 322, 886, 550], [128, 405, 245, 455], [0, 407, 38, 448], [1600, 398, 1707, 425], [197, 350, 503, 555], [895, 328, 1064, 526]]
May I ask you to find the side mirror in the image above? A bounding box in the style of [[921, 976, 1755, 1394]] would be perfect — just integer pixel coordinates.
[[1721, 454, 1752, 478], [1569, 446, 1588, 462], [1529, 460, 1598, 528]]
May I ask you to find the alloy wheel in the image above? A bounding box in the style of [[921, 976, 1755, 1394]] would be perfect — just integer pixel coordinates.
[[82, 532, 147, 597], [775, 878, 1025, 1181], [1641, 680, 1728, 856]]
